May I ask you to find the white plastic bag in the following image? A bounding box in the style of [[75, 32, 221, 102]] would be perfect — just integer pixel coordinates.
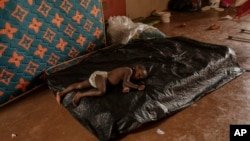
[[107, 16, 166, 44]]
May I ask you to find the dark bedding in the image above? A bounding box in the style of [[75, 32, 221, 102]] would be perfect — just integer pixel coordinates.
[[46, 37, 243, 141]]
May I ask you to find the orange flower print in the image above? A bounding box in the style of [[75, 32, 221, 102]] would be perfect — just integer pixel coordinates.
[[91, 5, 100, 17], [60, 0, 73, 13], [47, 53, 60, 66], [0, 0, 9, 9], [0, 91, 3, 96], [11, 5, 28, 22], [52, 13, 64, 28], [76, 34, 86, 47], [83, 20, 93, 32], [93, 27, 102, 39], [72, 11, 83, 24], [27, 0, 33, 5], [37, 1, 51, 17], [56, 38, 67, 51], [43, 28, 56, 43], [0, 69, 14, 85], [34, 44, 47, 59], [15, 78, 29, 92], [0, 22, 18, 39], [25, 61, 39, 76], [18, 34, 33, 50], [29, 18, 42, 33], [87, 42, 96, 52], [0, 43, 7, 57], [8, 51, 24, 67], [68, 47, 79, 58], [80, 0, 90, 9], [64, 24, 75, 37]]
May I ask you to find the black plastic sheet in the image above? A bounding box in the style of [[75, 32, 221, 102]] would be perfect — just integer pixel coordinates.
[[46, 37, 243, 141]]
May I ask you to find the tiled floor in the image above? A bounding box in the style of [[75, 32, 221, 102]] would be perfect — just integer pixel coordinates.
[[1, 10, 250, 141]]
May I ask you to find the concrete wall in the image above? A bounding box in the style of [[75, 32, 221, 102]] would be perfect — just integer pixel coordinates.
[[126, 0, 169, 19], [102, 0, 126, 20]]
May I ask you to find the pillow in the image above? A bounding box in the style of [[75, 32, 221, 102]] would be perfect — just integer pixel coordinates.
[[0, 0, 105, 106]]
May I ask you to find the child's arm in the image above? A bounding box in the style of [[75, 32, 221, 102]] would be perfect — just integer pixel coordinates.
[[122, 69, 146, 93], [123, 69, 139, 89]]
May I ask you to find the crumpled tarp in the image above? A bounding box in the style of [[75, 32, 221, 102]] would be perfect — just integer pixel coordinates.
[[46, 37, 243, 141]]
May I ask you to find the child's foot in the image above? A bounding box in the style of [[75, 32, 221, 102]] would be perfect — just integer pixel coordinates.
[[122, 87, 130, 93], [138, 85, 145, 91], [56, 92, 61, 104], [72, 94, 81, 107]]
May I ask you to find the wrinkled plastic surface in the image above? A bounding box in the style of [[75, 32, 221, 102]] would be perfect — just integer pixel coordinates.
[[46, 37, 243, 141], [107, 16, 166, 44]]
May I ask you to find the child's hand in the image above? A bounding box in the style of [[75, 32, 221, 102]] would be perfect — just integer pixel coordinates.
[[138, 85, 145, 91], [122, 87, 130, 93]]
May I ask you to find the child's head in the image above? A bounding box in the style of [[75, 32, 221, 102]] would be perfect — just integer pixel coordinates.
[[132, 64, 148, 80]]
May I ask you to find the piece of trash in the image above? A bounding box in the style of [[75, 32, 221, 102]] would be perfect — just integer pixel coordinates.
[[220, 15, 233, 20], [152, 11, 171, 23], [207, 24, 220, 30], [156, 128, 165, 135], [158, 12, 171, 23], [241, 29, 250, 34], [178, 23, 187, 28], [228, 36, 250, 43], [11, 133, 17, 138], [107, 16, 166, 44], [202, 0, 224, 12], [192, 103, 198, 107]]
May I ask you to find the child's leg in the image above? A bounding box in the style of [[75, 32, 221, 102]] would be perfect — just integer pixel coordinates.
[[56, 80, 91, 104], [72, 75, 107, 106]]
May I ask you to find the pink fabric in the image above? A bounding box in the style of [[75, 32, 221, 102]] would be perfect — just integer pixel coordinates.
[[221, 0, 234, 7], [236, 0, 250, 18]]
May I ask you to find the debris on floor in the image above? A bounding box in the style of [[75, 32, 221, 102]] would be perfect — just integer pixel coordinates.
[[241, 29, 250, 34], [156, 128, 165, 135], [207, 24, 221, 30], [228, 28, 250, 43], [202, 0, 224, 12], [151, 11, 171, 23], [177, 23, 187, 28], [220, 15, 233, 20], [228, 36, 250, 43], [11, 133, 17, 138]]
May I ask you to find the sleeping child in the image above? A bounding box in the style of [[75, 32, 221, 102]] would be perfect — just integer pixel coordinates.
[[56, 64, 148, 106]]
